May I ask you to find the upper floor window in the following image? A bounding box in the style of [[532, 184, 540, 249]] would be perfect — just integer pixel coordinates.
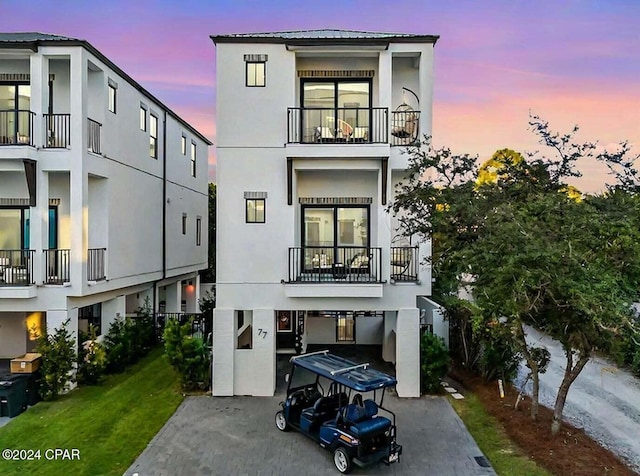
[[182, 213, 187, 235], [244, 54, 268, 87], [140, 104, 147, 131], [196, 216, 202, 246], [108, 79, 117, 113], [190, 142, 196, 177], [150, 113, 158, 159], [181, 134, 187, 155], [246, 198, 266, 223]]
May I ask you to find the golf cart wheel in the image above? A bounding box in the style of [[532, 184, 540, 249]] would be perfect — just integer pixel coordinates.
[[275, 411, 289, 431], [333, 447, 352, 474]]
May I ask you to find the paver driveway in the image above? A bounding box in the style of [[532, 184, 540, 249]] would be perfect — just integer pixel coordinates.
[[125, 393, 495, 476]]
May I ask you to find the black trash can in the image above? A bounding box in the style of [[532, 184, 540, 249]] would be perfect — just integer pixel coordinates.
[[14, 371, 41, 407], [0, 373, 28, 418]]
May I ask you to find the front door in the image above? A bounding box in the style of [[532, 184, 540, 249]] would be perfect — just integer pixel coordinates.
[[276, 310, 296, 350]]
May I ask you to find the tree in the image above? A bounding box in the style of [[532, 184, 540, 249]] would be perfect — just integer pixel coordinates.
[[36, 319, 76, 400], [200, 182, 216, 282], [393, 117, 640, 434]]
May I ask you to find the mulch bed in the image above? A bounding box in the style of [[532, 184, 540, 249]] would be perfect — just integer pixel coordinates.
[[449, 367, 638, 476]]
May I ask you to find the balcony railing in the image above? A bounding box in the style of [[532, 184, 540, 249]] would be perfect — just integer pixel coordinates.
[[288, 246, 382, 283], [390, 110, 420, 146], [87, 118, 101, 154], [0, 249, 35, 286], [287, 107, 388, 144], [44, 249, 71, 285], [390, 246, 419, 282], [43, 113, 71, 148], [0, 110, 35, 146], [154, 312, 211, 344], [87, 248, 106, 281]]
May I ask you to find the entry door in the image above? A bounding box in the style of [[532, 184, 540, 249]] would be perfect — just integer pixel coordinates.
[[276, 311, 296, 349]]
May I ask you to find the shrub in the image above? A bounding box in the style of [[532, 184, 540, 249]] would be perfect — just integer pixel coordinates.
[[36, 319, 76, 400], [476, 321, 521, 382], [103, 316, 132, 373], [420, 332, 451, 394], [77, 325, 107, 385], [164, 317, 211, 391], [632, 349, 640, 377]]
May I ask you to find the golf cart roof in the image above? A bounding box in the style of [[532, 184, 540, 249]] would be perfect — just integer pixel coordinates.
[[291, 351, 397, 392]]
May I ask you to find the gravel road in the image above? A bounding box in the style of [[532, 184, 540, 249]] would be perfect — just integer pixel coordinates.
[[517, 326, 640, 473]]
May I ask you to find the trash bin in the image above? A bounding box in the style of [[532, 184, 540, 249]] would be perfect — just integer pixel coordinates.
[[0, 373, 28, 418]]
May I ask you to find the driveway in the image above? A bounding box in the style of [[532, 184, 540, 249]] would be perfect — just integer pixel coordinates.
[[124, 393, 495, 476], [520, 326, 640, 472]]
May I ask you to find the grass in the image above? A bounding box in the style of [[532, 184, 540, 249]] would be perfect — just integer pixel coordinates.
[[449, 392, 551, 476], [0, 347, 184, 476]]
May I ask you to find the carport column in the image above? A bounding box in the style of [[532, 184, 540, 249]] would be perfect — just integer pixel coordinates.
[[102, 295, 126, 333], [212, 308, 235, 396], [382, 311, 397, 363], [396, 308, 420, 397], [252, 308, 275, 396]]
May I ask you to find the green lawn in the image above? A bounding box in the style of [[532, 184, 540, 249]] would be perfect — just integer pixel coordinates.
[[449, 393, 551, 476], [0, 347, 184, 476]]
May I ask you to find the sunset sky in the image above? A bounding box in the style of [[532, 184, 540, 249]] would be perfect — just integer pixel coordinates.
[[2, 0, 638, 192]]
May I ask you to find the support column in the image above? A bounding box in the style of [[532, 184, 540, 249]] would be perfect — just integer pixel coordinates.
[[164, 281, 181, 312], [382, 311, 397, 363], [396, 308, 420, 397], [252, 308, 275, 396], [102, 295, 126, 333], [212, 308, 235, 396]]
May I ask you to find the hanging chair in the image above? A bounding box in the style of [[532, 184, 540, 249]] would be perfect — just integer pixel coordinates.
[[391, 102, 418, 140]]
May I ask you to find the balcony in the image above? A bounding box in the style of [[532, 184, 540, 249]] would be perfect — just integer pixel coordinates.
[[87, 248, 106, 281], [43, 113, 71, 148], [288, 246, 382, 283], [390, 246, 419, 282], [0, 110, 35, 146], [287, 107, 388, 144], [87, 118, 101, 154], [44, 249, 70, 285], [0, 250, 35, 286]]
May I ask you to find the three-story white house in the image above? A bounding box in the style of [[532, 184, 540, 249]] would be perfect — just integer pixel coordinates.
[[211, 29, 440, 397], [0, 33, 210, 358]]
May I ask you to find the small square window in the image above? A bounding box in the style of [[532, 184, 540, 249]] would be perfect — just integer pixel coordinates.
[[140, 106, 147, 131], [246, 62, 266, 87], [181, 135, 187, 155], [182, 213, 187, 235], [246, 198, 265, 223], [108, 84, 117, 113], [196, 216, 202, 246]]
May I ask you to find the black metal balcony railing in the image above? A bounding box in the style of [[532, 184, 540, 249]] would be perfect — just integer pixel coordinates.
[[390, 246, 419, 282], [87, 248, 106, 281], [390, 110, 420, 146], [288, 246, 382, 283], [0, 110, 35, 146], [287, 107, 388, 144], [43, 113, 71, 148], [44, 249, 71, 285], [0, 249, 35, 286], [87, 118, 101, 154]]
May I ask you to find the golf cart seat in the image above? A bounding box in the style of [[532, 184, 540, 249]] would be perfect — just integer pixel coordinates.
[[300, 392, 348, 432], [344, 399, 391, 436]]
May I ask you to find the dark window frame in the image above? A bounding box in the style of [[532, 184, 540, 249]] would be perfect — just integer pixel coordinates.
[[300, 204, 370, 248], [245, 61, 266, 87], [140, 105, 147, 131], [245, 198, 266, 224], [181, 134, 187, 155], [108, 84, 117, 114], [150, 113, 158, 159], [79, 303, 102, 336], [190, 141, 196, 177], [196, 216, 202, 246], [335, 312, 356, 342], [182, 213, 187, 235]]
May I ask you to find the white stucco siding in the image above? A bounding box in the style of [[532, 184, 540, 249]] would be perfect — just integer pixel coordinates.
[[216, 43, 295, 148], [0, 313, 27, 358]]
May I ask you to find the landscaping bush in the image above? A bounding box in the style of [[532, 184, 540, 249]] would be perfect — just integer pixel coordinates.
[[103, 316, 132, 373], [163, 317, 211, 391], [477, 322, 521, 382], [35, 319, 76, 400], [77, 325, 107, 385], [420, 332, 451, 394]]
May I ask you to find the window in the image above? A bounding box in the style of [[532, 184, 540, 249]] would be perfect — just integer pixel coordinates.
[[246, 62, 266, 87], [190, 142, 196, 177], [181, 134, 187, 155], [79, 303, 102, 336], [182, 213, 187, 235], [150, 114, 158, 159], [140, 105, 147, 131], [196, 216, 202, 246], [336, 313, 355, 342], [246, 199, 265, 223], [0, 83, 31, 143], [108, 82, 117, 113]]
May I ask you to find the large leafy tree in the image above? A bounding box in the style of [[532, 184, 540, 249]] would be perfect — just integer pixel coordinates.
[[200, 182, 216, 282], [393, 116, 640, 434]]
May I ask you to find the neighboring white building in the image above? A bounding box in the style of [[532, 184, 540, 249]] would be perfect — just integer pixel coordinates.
[[0, 33, 211, 356], [211, 29, 439, 397]]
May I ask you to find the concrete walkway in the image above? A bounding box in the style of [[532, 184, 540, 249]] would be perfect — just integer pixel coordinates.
[[125, 394, 495, 476]]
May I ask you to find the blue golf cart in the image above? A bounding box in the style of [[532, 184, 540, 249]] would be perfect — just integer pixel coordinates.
[[275, 350, 402, 473]]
